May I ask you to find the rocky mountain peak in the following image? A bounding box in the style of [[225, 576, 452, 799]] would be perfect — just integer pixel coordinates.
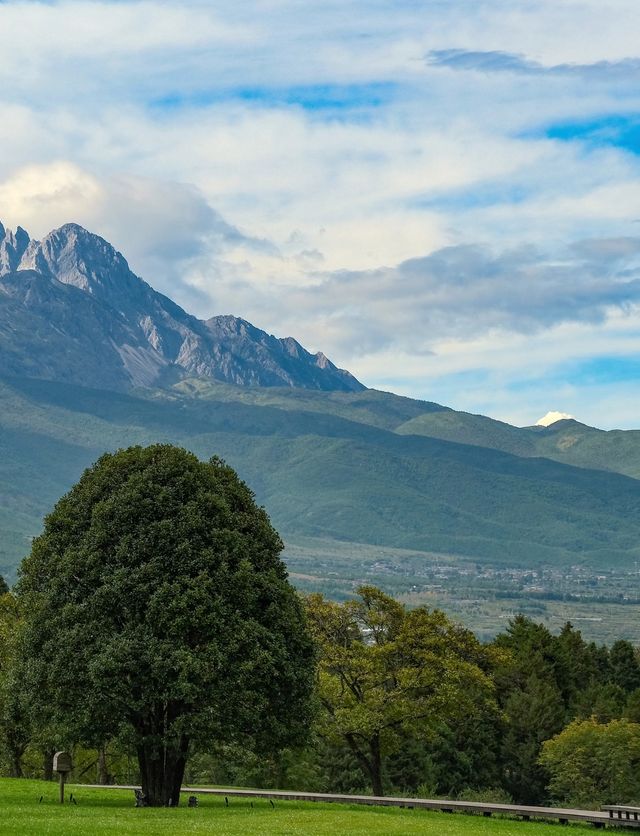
[[0, 219, 365, 393], [0, 224, 30, 274], [16, 223, 144, 305]]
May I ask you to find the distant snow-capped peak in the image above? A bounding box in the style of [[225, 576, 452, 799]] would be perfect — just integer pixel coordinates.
[[536, 411, 575, 427]]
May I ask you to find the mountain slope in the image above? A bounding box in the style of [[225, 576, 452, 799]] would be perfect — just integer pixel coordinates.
[[0, 222, 364, 392], [171, 378, 640, 481], [1, 374, 640, 581], [396, 411, 640, 480], [530, 419, 640, 480], [0, 268, 163, 389]]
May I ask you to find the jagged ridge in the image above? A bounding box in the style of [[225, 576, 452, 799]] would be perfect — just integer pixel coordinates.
[[0, 222, 365, 392]]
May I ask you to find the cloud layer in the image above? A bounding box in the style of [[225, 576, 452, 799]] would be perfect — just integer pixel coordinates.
[[0, 0, 639, 427], [428, 49, 640, 81]]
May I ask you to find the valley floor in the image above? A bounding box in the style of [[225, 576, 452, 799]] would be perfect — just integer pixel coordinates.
[[285, 538, 640, 643]]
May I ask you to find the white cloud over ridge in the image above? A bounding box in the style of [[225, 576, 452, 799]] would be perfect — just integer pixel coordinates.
[[0, 0, 640, 426]]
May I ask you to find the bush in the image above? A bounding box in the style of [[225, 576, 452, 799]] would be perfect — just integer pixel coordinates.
[[539, 718, 640, 808]]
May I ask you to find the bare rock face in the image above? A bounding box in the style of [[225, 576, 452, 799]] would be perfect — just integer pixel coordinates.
[[203, 315, 362, 391], [0, 222, 365, 393], [0, 224, 30, 274]]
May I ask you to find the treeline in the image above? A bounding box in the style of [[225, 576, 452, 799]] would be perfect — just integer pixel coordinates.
[[2, 577, 640, 808]]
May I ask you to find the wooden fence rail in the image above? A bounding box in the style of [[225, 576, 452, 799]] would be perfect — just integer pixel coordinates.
[[84, 784, 640, 829]]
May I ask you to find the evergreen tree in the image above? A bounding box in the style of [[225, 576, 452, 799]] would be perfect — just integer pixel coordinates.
[[17, 445, 315, 805], [609, 640, 640, 693], [500, 673, 566, 804]]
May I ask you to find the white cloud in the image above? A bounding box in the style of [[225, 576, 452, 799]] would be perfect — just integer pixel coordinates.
[[0, 161, 270, 306], [0, 0, 640, 424]]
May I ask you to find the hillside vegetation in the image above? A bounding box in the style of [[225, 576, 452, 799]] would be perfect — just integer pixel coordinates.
[[175, 378, 640, 479], [2, 374, 640, 581]]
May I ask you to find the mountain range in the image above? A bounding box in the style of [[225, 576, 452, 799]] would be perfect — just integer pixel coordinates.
[[0, 222, 363, 392], [1, 221, 639, 583]]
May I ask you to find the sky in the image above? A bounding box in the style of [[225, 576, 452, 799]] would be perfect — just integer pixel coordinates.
[[1, 1, 640, 428]]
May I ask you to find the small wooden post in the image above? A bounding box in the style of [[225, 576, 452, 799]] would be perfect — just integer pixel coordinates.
[[53, 751, 72, 805]]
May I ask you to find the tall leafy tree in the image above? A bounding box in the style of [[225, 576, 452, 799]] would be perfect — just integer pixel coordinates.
[[540, 718, 640, 807], [0, 589, 30, 777], [306, 586, 497, 796], [17, 445, 315, 806]]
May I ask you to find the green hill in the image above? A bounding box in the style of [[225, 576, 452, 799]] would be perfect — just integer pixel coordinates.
[[2, 375, 640, 582], [532, 420, 640, 480], [175, 379, 640, 481], [396, 411, 640, 480]]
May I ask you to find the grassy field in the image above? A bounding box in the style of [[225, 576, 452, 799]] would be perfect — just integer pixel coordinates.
[[0, 779, 605, 835]]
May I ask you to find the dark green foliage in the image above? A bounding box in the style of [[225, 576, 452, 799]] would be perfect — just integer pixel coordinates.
[[492, 615, 640, 805], [609, 640, 640, 692], [185, 739, 362, 795], [386, 716, 502, 798], [554, 623, 601, 710], [0, 592, 30, 778], [493, 618, 580, 803], [17, 445, 315, 806], [587, 683, 627, 722], [385, 736, 438, 795], [500, 674, 566, 804], [625, 689, 640, 722]]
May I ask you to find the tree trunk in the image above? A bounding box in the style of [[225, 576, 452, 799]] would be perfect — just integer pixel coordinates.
[[5, 732, 25, 778], [345, 731, 385, 797], [97, 746, 109, 785], [9, 752, 23, 779], [369, 734, 384, 797], [43, 748, 55, 781], [137, 735, 189, 807]]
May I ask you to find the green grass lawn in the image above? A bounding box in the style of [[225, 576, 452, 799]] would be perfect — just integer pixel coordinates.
[[0, 779, 605, 835]]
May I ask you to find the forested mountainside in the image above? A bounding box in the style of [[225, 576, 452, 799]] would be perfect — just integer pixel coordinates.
[[1, 375, 639, 582]]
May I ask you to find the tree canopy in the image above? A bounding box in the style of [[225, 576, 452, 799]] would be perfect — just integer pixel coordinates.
[[17, 445, 315, 805], [305, 586, 498, 796], [540, 718, 640, 807]]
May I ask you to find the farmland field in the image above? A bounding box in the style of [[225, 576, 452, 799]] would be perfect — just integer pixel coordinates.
[[285, 537, 640, 643]]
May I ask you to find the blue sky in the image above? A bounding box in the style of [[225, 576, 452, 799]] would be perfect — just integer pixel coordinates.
[[0, 0, 639, 427]]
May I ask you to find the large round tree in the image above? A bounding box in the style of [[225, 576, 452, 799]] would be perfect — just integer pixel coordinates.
[[18, 445, 315, 806]]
